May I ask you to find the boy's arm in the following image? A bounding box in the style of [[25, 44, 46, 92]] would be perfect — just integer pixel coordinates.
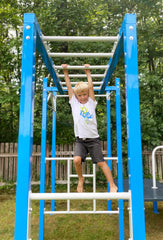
[[84, 64, 95, 101], [62, 64, 73, 99]]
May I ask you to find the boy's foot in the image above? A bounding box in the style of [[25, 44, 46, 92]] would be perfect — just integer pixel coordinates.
[[110, 184, 118, 193], [77, 177, 85, 193], [108, 184, 118, 200]]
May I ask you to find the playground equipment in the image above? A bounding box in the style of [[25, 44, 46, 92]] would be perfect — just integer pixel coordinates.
[[14, 13, 146, 240]]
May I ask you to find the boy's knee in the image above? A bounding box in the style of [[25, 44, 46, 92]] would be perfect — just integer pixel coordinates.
[[74, 156, 82, 165], [97, 161, 105, 168]]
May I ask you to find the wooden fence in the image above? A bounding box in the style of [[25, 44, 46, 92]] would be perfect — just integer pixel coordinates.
[[0, 142, 163, 185]]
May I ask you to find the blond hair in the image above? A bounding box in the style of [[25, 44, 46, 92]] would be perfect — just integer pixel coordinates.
[[74, 81, 89, 95]]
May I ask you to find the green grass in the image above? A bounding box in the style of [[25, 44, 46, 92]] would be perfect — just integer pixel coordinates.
[[0, 184, 163, 240]]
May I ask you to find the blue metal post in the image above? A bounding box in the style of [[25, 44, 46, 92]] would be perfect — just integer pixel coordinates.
[[123, 14, 146, 239], [106, 90, 112, 210], [14, 14, 36, 240], [51, 92, 57, 211], [153, 201, 159, 214], [115, 78, 124, 240], [39, 78, 48, 240]]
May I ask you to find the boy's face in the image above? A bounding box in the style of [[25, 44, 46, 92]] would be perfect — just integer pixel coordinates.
[[76, 91, 89, 104]]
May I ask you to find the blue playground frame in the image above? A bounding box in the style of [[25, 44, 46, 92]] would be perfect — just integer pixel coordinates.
[[14, 13, 146, 240]]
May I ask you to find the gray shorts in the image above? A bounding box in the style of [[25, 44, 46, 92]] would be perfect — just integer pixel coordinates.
[[74, 137, 104, 164]]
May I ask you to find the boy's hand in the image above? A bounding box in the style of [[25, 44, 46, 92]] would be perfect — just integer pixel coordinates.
[[61, 64, 69, 73], [61, 64, 73, 99], [84, 64, 90, 74], [84, 64, 90, 69]]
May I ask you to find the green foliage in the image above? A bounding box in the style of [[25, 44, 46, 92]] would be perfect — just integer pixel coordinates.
[[0, 0, 162, 150]]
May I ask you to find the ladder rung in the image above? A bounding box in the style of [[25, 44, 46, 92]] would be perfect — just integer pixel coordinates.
[[56, 94, 107, 97], [46, 157, 118, 161], [54, 65, 108, 70], [44, 210, 119, 215], [58, 74, 104, 78], [61, 81, 103, 85], [42, 36, 118, 42], [30, 192, 131, 200], [69, 174, 94, 178], [49, 53, 113, 58]]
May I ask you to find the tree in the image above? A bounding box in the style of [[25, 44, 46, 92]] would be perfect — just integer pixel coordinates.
[[0, 0, 162, 149]]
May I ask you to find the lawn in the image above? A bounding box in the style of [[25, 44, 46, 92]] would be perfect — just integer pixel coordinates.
[[0, 184, 163, 240]]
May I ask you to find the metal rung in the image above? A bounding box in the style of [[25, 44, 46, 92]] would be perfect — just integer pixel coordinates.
[[42, 36, 118, 42], [44, 210, 119, 215], [58, 74, 104, 78], [56, 94, 107, 97], [62, 86, 101, 90], [46, 157, 118, 161], [69, 174, 94, 178], [54, 65, 108, 70], [49, 53, 113, 58], [61, 81, 103, 85], [30, 192, 131, 200]]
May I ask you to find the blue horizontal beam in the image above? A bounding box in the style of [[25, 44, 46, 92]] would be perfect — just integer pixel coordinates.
[[105, 86, 117, 91]]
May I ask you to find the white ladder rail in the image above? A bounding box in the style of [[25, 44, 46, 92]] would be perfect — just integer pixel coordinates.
[[45, 156, 118, 214]]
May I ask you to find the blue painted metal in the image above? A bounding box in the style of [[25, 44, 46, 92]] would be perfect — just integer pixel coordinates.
[[106, 90, 112, 210], [115, 78, 124, 240], [15, 12, 146, 240], [39, 78, 48, 240], [14, 14, 36, 240], [47, 87, 58, 92], [105, 86, 117, 91], [153, 201, 159, 214], [123, 14, 146, 239], [100, 35, 124, 93], [51, 92, 57, 211], [25, 13, 63, 94]]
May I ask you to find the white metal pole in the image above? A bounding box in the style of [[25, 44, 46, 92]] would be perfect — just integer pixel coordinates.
[[54, 65, 108, 70], [93, 164, 96, 212], [55, 94, 107, 98], [44, 210, 119, 215], [42, 36, 118, 42], [152, 146, 163, 189], [30, 192, 131, 200], [61, 81, 103, 85], [69, 174, 94, 178], [128, 191, 133, 240], [58, 74, 104, 78], [49, 53, 113, 58], [62, 86, 101, 91], [67, 159, 70, 212], [46, 157, 118, 161]]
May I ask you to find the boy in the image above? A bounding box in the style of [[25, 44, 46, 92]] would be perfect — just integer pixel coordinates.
[[62, 64, 118, 193]]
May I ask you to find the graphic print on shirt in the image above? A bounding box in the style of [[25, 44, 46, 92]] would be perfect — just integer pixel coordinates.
[[80, 106, 93, 124]]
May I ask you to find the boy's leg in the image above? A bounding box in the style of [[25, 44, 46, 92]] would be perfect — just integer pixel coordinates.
[[74, 156, 85, 193], [97, 161, 118, 192]]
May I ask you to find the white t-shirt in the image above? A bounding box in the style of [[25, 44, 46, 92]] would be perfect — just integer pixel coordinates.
[[69, 94, 99, 138]]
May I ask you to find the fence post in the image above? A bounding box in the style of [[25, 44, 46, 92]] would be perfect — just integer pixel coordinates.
[[9, 143, 14, 181], [14, 143, 18, 182], [0, 143, 4, 180]]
